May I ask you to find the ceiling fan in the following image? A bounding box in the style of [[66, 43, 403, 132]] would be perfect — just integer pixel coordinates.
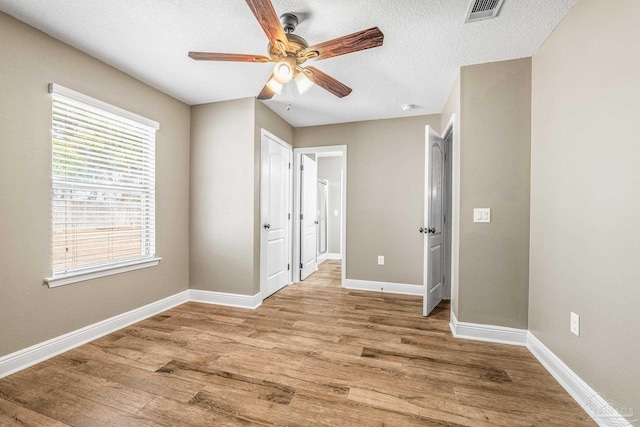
[[188, 0, 384, 100]]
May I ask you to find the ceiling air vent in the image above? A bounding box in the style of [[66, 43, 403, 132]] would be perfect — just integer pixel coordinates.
[[465, 0, 505, 23]]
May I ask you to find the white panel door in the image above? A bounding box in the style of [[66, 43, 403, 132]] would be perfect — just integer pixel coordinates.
[[300, 155, 318, 280], [261, 134, 291, 298], [423, 126, 445, 316]]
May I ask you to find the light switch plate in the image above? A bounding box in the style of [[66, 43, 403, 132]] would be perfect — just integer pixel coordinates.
[[570, 312, 580, 336], [377, 256, 384, 265], [474, 208, 491, 223]]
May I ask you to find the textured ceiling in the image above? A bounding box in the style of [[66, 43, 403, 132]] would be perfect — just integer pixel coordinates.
[[0, 0, 576, 127]]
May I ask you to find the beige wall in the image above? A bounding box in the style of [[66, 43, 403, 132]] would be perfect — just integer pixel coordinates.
[[317, 156, 343, 255], [457, 58, 532, 329], [190, 98, 292, 296], [294, 115, 440, 285], [0, 12, 191, 356], [190, 98, 255, 295], [530, 0, 640, 413]]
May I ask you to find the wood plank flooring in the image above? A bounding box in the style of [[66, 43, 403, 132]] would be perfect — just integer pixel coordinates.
[[0, 260, 594, 426]]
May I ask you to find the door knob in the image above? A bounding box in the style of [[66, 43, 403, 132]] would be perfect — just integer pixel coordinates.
[[419, 227, 425, 234], [263, 223, 271, 229], [427, 228, 436, 234]]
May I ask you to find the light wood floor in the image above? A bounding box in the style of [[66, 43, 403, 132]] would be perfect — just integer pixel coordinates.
[[0, 260, 594, 426]]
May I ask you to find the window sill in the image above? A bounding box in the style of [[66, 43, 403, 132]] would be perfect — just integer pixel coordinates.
[[45, 258, 162, 288]]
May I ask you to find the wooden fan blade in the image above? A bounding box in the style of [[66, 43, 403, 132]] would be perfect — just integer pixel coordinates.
[[305, 67, 352, 98], [302, 27, 384, 61], [257, 79, 275, 100], [188, 52, 271, 63], [245, 0, 289, 52]]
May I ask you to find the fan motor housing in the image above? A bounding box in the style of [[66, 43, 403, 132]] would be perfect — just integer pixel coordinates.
[[269, 33, 308, 54]]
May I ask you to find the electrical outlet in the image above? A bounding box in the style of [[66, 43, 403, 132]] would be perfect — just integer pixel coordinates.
[[570, 312, 580, 336], [377, 256, 384, 265]]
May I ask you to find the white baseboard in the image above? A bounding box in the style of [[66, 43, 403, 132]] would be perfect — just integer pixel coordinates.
[[0, 290, 189, 379], [189, 289, 262, 309], [448, 313, 634, 426], [3, 286, 633, 427], [527, 333, 634, 427], [0, 288, 264, 379], [317, 253, 341, 263], [343, 279, 422, 296], [449, 311, 528, 346]]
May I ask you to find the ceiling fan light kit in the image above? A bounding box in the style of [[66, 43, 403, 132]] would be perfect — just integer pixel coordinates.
[[272, 56, 296, 83], [294, 71, 314, 94], [266, 75, 284, 95], [188, 0, 384, 101]]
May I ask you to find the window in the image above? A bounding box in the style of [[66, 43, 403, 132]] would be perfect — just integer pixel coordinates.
[[45, 84, 160, 287]]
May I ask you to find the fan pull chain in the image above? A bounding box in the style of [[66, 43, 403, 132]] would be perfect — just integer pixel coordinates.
[[286, 83, 292, 111]]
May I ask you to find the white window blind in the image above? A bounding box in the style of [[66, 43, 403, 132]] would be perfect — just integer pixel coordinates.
[[48, 84, 159, 283]]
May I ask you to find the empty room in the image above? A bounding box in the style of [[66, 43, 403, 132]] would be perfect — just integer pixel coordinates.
[[0, 0, 638, 425]]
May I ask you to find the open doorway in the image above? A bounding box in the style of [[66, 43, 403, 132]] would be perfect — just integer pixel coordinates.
[[293, 146, 346, 286]]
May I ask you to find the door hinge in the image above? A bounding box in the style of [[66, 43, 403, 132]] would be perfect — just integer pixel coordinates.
[[289, 162, 291, 169], [287, 263, 290, 271], [301, 164, 304, 171], [299, 263, 303, 269], [288, 213, 291, 220], [300, 213, 304, 220]]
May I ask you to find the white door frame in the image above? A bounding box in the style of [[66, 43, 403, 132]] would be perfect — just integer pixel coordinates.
[[293, 145, 347, 285], [441, 117, 454, 301], [260, 129, 293, 301], [441, 115, 457, 310]]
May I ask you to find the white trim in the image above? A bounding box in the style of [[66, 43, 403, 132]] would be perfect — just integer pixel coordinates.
[[2, 285, 633, 427], [449, 311, 528, 346], [315, 151, 343, 158], [45, 258, 161, 288], [0, 290, 189, 379], [344, 279, 423, 296], [443, 113, 458, 317], [317, 253, 341, 263], [448, 315, 634, 426], [441, 116, 454, 301], [0, 288, 264, 378], [320, 253, 341, 261], [189, 289, 262, 309], [48, 83, 160, 130], [527, 333, 634, 427]]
